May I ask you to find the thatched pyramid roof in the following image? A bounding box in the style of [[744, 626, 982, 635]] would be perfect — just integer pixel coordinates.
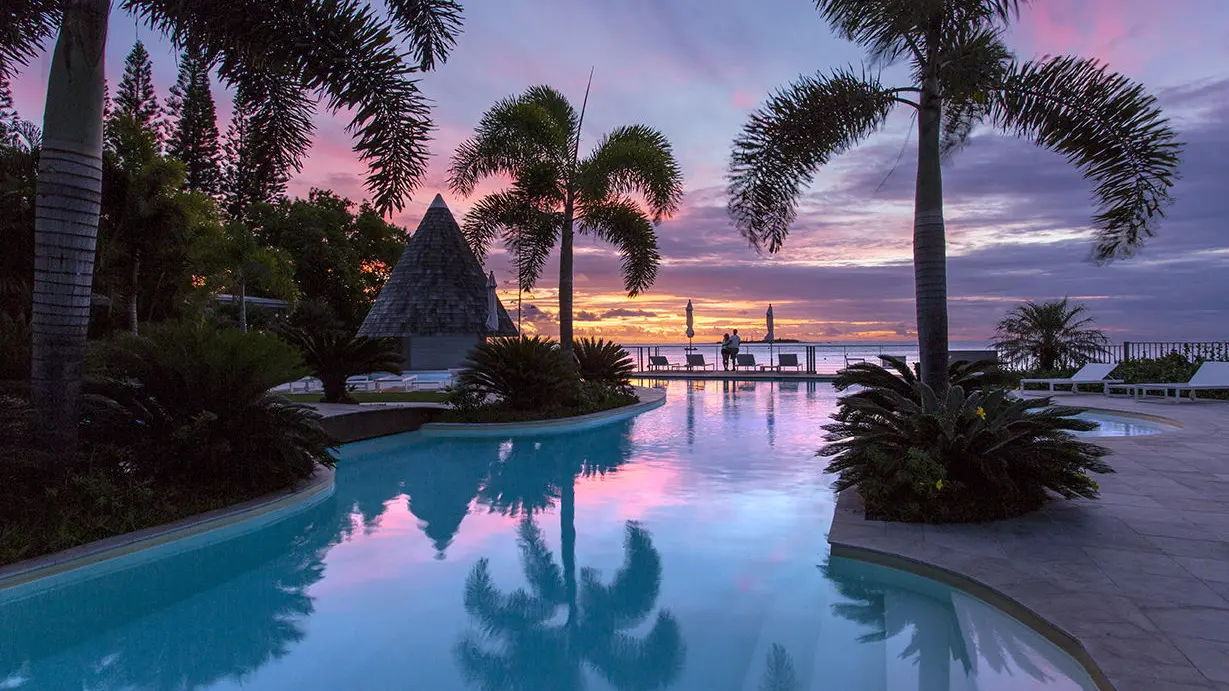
[[359, 195, 518, 338]]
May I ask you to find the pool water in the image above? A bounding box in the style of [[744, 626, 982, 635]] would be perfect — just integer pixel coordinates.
[[1071, 410, 1177, 437], [0, 380, 1097, 690]]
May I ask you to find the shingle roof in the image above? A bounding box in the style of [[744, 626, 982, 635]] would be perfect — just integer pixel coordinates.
[[358, 195, 519, 338]]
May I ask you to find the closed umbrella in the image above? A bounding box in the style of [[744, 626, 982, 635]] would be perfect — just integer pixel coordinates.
[[486, 271, 500, 333], [766, 304, 775, 364], [685, 299, 695, 351]]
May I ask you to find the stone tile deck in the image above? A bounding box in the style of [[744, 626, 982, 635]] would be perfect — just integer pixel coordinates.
[[828, 394, 1229, 691]]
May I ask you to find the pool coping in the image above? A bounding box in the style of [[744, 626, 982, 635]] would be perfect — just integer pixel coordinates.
[[0, 464, 335, 593], [828, 394, 1229, 690], [417, 386, 666, 437]]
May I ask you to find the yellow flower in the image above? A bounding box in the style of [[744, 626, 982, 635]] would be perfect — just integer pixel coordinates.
[[976, 407, 986, 419], [935, 479, 944, 490]]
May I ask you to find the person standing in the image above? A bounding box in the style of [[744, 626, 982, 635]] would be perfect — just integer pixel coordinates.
[[728, 329, 741, 369], [720, 333, 732, 370]]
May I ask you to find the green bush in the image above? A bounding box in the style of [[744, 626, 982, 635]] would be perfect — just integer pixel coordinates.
[[574, 337, 635, 389], [823, 362, 1112, 523], [1114, 353, 1199, 384], [90, 321, 335, 493], [456, 336, 577, 411]]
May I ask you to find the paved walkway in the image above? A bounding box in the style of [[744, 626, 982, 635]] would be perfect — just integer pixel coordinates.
[[828, 394, 1229, 691]]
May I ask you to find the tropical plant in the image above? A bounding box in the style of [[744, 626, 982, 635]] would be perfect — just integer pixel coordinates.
[[89, 320, 333, 493], [279, 327, 402, 404], [9, 0, 464, 451], [834, 355, 1010, 409], [573, 337, 635, 388], [456, 336, 576, 411], [449, 84, 684, 362], [727, 0, 1181, 391], [822, 369, 1112, 522], [457, 519, 685, 691], [993, 298, 1108, 370], [192, 220, 297, 332]]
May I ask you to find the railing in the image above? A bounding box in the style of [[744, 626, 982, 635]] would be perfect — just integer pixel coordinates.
[[621, 340, 1229, 375], [621, 342, 919, 375], [1118, 341, 1229, 363]]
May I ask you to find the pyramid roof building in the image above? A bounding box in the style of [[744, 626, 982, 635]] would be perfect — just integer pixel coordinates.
[[359, 195, 517, 338]]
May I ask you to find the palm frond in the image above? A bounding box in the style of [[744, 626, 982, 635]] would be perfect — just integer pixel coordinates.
[[989, 56, 1182, 260], [728, 68, 897, 252], [448, 93, 571, 196], [578, 124, 683, 221], [128, 0, 439, 214], [461, 190, 522, 263], [0, 0, 59, 78], [382, 0, 463, 71], [506, 212, 560, 292], [577, 197, 660, 296], [936, 27, 1013, 156], [236, 70, 316, 186]]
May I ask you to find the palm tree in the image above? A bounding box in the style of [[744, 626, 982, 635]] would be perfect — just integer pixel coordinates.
[[449, 84, 684, 362], [993, 297, 1108, 370], [5, 0, 464, 451], [279, 327, 402, 404], [727, 0, 1181, 391], [456, 519, 685, 691]]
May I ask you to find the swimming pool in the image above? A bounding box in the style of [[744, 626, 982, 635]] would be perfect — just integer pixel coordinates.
[[1071, 409, 1178, 436], [0, 380, 1097, 690]]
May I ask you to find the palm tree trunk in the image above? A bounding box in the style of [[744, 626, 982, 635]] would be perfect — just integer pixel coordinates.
[[30, 0, 110, 453], [239, 275, 248, 333], [913, 73, 949, 392], [558, 193, 576, 363], [561, 474, 578, 627], [127, 251, 140, 334]]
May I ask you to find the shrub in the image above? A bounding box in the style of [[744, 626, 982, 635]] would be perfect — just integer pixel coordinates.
[[279, 327, 402, 403], [573, 337, 635, 389], [456, 336, 577, 411], [90, 321, 335, 494], [823, 362, 1112, 523], [837, 355, 1012, 403], [1114, 352, 1199, 385]]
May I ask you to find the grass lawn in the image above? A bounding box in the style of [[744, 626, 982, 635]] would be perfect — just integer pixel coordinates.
[[283, 391, 449, 404]]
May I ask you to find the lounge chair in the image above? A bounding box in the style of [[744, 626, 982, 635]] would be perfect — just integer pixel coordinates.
[[648, 355, 684, 371], [777, 353, 802, 371], [373, 374, 416, 392], [736, 353, 758, 370], [685, 353, 715, 370], [1108, 361, 1229, 401], [1019, 363, 1122, 394], [843, 356, 866, 369]]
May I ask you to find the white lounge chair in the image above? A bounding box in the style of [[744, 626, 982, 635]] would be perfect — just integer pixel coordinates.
[[648, 355, 685, 371], [685, 353, 715, 371], [1108, 361, 1229, 401], [777, 353, 802, 371], [1019, 363, 1122, 394]]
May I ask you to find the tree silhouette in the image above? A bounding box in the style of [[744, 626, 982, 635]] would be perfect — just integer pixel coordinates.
[[456, 519, 685, 691]]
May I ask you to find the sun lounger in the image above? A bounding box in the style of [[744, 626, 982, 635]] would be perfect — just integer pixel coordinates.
[[736, 353, 758, 370], [685, 353, 715, 370], [776, 353, 801, 371], [648, 355, 685, 371], [1107, 361, 1229, 401], [1019, 363, 1122, 394]]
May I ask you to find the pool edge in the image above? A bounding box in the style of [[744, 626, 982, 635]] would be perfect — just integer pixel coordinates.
[[0, 463, 336, 593]]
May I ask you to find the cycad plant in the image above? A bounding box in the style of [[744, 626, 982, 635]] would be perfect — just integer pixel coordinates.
[[456, 336, 576, 411], [728, 0, 1181, 391], [279, 327, 402, 404], [573, 337, 635, 389], [993, 298, 1108, 370], [822, 365, 1111, 522], [7, 0, 464, 450], [449, 85, 684, 362]]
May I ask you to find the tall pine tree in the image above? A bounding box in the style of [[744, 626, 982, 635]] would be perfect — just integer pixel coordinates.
[[111, 41, 162, 144], [222, 84, 290, 219], [166, 46, 222, 195]]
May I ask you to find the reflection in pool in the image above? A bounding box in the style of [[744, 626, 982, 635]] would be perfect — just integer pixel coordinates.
[[0, 380, 1096, 690]]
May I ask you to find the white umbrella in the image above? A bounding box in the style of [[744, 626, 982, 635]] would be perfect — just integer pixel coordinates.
[[685, 299, 695, 350], [766, 304, 775, 363], [486, 271, 500, 332]]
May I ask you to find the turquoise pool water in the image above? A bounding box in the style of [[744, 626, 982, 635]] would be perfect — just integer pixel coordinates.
[[0, 380, 1097, 690], [1071, 410, 1177, 437]]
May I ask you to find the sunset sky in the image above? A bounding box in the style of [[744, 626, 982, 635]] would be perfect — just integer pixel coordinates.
[[11, 0, 1229, 344]]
